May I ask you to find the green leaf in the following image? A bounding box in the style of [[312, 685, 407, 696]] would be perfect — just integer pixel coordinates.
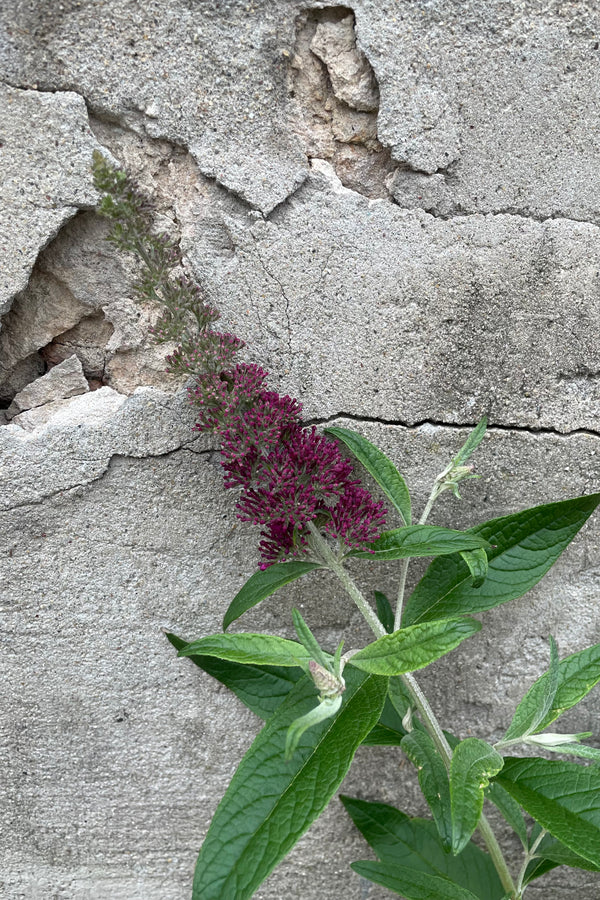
[[341, 797, 505, 899], [403, 493, 600, 625], [166, 632, 303, 719], [192, 669, 387, 899], [349, 618, 481, 676], [285, 695, 342, 759], [503, 636, 559, 741], [222, 561, 321, 630], [528, 832, 600, 879], [401, 730, 452, 850], [375, 590, 395, 633], [536, 640, 600, 731], [351, 861, 482, 899], [351, 525, 491, 561], [484, 782, 527, 848], [458, 549, 488, 589], [178, 632, 315, 669], [452, 418, 487, 467], [496, 757, 600, 867], [362, 688, 408, 746], [169, 634, 405, 745], [291, 608, 329, 670], [325, 425, 411, 525], [450, 739, 504, 855], [527, 732, 600, 762]]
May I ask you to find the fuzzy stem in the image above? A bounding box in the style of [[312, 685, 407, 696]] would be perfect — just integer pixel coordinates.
[[327, 554, 517, 898], [307, 524, 385, 638]]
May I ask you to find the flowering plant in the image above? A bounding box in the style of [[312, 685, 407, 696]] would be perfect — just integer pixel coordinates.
[[94, 153, 600, 900]]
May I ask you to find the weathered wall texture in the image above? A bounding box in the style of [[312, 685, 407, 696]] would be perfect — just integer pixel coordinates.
[[1, 1, 600, 897]]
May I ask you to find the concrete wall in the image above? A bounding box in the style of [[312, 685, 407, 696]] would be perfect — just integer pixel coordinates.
[[1, 2, 600, 897]]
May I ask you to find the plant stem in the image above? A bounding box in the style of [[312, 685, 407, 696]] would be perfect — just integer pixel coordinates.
[[307, 524, 385, 639], [325, 552, 518, 898], [394, 462, 451, 630], [515, 828, 546, 898]]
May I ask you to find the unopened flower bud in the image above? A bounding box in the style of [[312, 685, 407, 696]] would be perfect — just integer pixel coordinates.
[[309, 660, 345, 699]]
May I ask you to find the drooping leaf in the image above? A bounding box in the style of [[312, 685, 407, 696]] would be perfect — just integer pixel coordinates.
[[452, 418, 487, 467], [341, 797, 505, 899], [349, 618, 481, 676], [351, 861, 482, 899], [375, 590, 395, 633], [401, 730, 453, 850], [496, 757, 600, 868], [193, 669, 387, 899], [166, 632, 303, 718], [325, 425, 412, 525], [403, 493, 600, 625], [450, 739, 504, 855], [484, 782, 527, 848], [458, 549, 488, 589], [285, 695, 342, 760], [178, 632, 316, 669], [535, 640, 600, 731], [502, 636, 559, 742], [351, 525, 491, 561], [222, 561, 321, 630]]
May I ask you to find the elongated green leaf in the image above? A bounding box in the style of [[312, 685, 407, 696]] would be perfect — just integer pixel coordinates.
[[349, 618, 481, 676], [496, 758, 600, 867], [179, 632, 315, 668], [375, 590, 395, 633], [452, 418, 487, 467], [325, 425, 411, 525], [403, 493, 600, 625], [526, 740, 600, 762], [450, 739, 504, 855], [352, 861, 483, 899], [503, 637, 559, 741], [528, 832, 600, 879], [352, 525, 491, 561], [536, 641, 600, 730], [484, 782, 527, 848], [388, 675, 413, 720], [222, 561, 321, 630], [169, 633, 403, 745], [459, 549, 488, 589], [341, 797, 504, 899], [401, 730, 452, 850], [291, 608, 329, 670], [193, 669, 387, 899], [166, 632, 303, 719]]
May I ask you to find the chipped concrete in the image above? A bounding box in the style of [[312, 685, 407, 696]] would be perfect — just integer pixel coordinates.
[[2, 1, 600, 898], [0, 83, 107, 312]]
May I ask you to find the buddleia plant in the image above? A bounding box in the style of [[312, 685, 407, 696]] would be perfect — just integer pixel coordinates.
[[94, 151, 600, 900]]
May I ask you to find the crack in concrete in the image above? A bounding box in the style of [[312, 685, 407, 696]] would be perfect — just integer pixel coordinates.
[[305, 411, 600, 441], [0, 439, 214, 513], [251, 238, 294, 356], [5, 78, 600, 232]]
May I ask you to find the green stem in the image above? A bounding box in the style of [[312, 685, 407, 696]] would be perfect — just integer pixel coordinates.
[[515, 828, 546, 898], [325, 553, 517, 898], [307, 524, 385, 639]]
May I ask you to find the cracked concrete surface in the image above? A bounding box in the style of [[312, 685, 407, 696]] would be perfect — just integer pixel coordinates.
[[2, 1, 600, 898]]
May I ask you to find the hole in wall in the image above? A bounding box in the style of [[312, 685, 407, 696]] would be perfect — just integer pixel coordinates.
[[289, 5, 396, 198]]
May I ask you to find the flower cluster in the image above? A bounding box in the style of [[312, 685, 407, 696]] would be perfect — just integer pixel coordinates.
[[93, 153, 386, 567]]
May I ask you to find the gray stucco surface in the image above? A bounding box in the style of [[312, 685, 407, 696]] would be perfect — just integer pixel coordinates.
[[2, 1, 600, 898]]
